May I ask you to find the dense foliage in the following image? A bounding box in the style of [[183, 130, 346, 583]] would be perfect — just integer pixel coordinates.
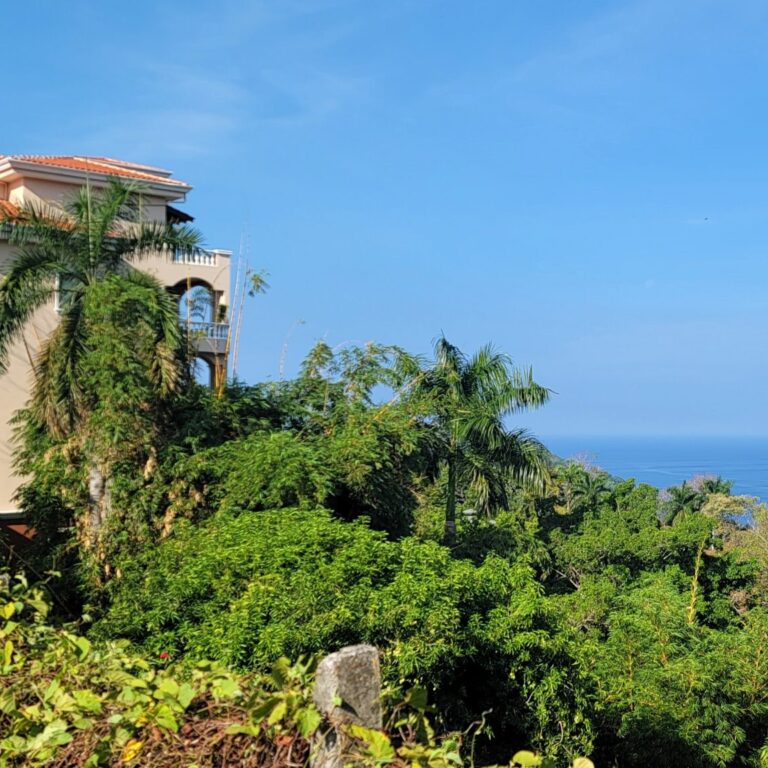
[[9, 330, 768, 765], [96, 508, 592, 759], [2, 573, 592, 768], [4, 185, 768, 765]]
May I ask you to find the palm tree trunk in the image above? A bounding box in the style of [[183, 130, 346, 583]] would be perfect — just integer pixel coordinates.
[[87, 462, 112, 540], [88, 463, 104, 536], [445, 453, 457, 543]]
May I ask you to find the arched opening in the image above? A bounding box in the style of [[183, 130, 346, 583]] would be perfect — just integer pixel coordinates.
[[192, 355, 214, 387], [170, 280, 227, 389], [177, 284, 214, 326]]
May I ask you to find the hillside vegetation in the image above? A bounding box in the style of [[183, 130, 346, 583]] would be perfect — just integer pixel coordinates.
[[3, 185, 768, 766]]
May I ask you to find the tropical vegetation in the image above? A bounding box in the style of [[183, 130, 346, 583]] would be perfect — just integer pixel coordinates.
[[3, 182, 768, 766]]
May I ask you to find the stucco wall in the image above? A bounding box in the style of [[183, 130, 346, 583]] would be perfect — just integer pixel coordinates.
[[9, 179, 167, 223], [0, 240, 58, 512], [137, 250, 231, 303]]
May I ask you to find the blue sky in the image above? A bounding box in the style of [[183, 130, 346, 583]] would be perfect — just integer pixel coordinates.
[[3, 0, 768, 437]]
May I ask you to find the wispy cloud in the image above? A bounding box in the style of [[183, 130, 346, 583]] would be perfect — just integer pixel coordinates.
[[426, 0, 739, 121], [149, 65, 251, 105], [77, 1, 373, 158], [84, 109, 237, 160], [251, 68, 370, 124]]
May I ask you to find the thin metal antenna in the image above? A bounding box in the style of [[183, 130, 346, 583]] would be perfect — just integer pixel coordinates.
[[279, 319, 305, 380], [221, 228, 245, 391], [84, 157, 93, 268], [231, 227, 250, 381]]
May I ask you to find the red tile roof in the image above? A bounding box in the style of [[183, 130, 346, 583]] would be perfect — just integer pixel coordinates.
[[86, 157, 172, 175], [1, 155, 190, 188]]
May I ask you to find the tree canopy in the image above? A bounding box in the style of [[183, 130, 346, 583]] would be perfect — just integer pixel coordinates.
[[2, 191, 768, 766]]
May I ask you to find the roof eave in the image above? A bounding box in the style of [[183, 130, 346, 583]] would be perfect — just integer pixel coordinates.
[[0, 158, 192, 201]]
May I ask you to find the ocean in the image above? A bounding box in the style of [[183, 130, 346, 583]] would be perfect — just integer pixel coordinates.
[[542, 436, 768, 501]]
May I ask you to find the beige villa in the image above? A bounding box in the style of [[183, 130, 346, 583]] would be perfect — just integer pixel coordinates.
[[0, 155, 231, 527]]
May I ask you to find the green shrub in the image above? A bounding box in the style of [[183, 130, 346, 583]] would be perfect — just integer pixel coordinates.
[[98, 508, 593, 760], [2, 573, 589, 768], [582, 569, 768, 768], [1, 573, 318, 767], [215, 431, 332, 512]]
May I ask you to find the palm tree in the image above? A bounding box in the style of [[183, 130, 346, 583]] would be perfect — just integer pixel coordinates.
[[0, 179, 200, 436], [571, 468, 612, 513], [700, 476, 733, 496], [0, 180, 201, 542], [411, 336, 550, 540], [664, 482, 701, 525]]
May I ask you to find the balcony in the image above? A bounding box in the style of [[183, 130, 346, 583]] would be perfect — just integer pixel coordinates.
[[172, 248, 230, 267], [187, 321, 229, 339], [139, 248, 231, 301], [184, 321, 230, 356]]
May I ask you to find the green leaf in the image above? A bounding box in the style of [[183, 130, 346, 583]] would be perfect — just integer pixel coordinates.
[[296, 707, 322, 738], [28, 719, 72, 751], [0, 735, 26, 752], [74, 636, 91, 660], [0, 689, 16, 714], [267, 700, 287, 725], [251, 695, 280, 720], [154, 703, 179, 733], [156, 677, 180, 699], [43, 679, 61, 703], [406, 685, 428, 712], [83, 753, 102, 768], [512, 751, 542, 767], [349, 725, 395, 763], [1, 619, 18, 636], [105, 670, 148, 689], [270, 657, 291, 688], [177, 682, 195, 710], [72, 689, 103, 714], [212, 676, 240, 699]]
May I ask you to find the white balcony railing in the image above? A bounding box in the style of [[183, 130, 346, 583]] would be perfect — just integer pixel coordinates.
[[173, 249, 218, 267], [186, 321, 230, 340]]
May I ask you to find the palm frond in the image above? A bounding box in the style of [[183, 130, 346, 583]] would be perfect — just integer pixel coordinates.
[[465, 343, 512, 396], [508, 366, 550, 405], [501, 429, 552, 493], [80, 181, 137, 270], [62, 180, 201, 271], [6, 200, 74, 247], [30, 295, 87, 436], [0, 245, 63, 372], [433, 335, 466, 380], [66, 179, 137, 224], [121, 269, 184, 396], [461, 450, 509, 516], [115, 220, 202, 262], [460, 404, 507, 451]]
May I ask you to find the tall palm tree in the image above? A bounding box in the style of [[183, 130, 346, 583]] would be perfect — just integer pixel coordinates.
[[0, 180, 201, 545], [0, 179, 200, 436], [412, 336, 551, 540]]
